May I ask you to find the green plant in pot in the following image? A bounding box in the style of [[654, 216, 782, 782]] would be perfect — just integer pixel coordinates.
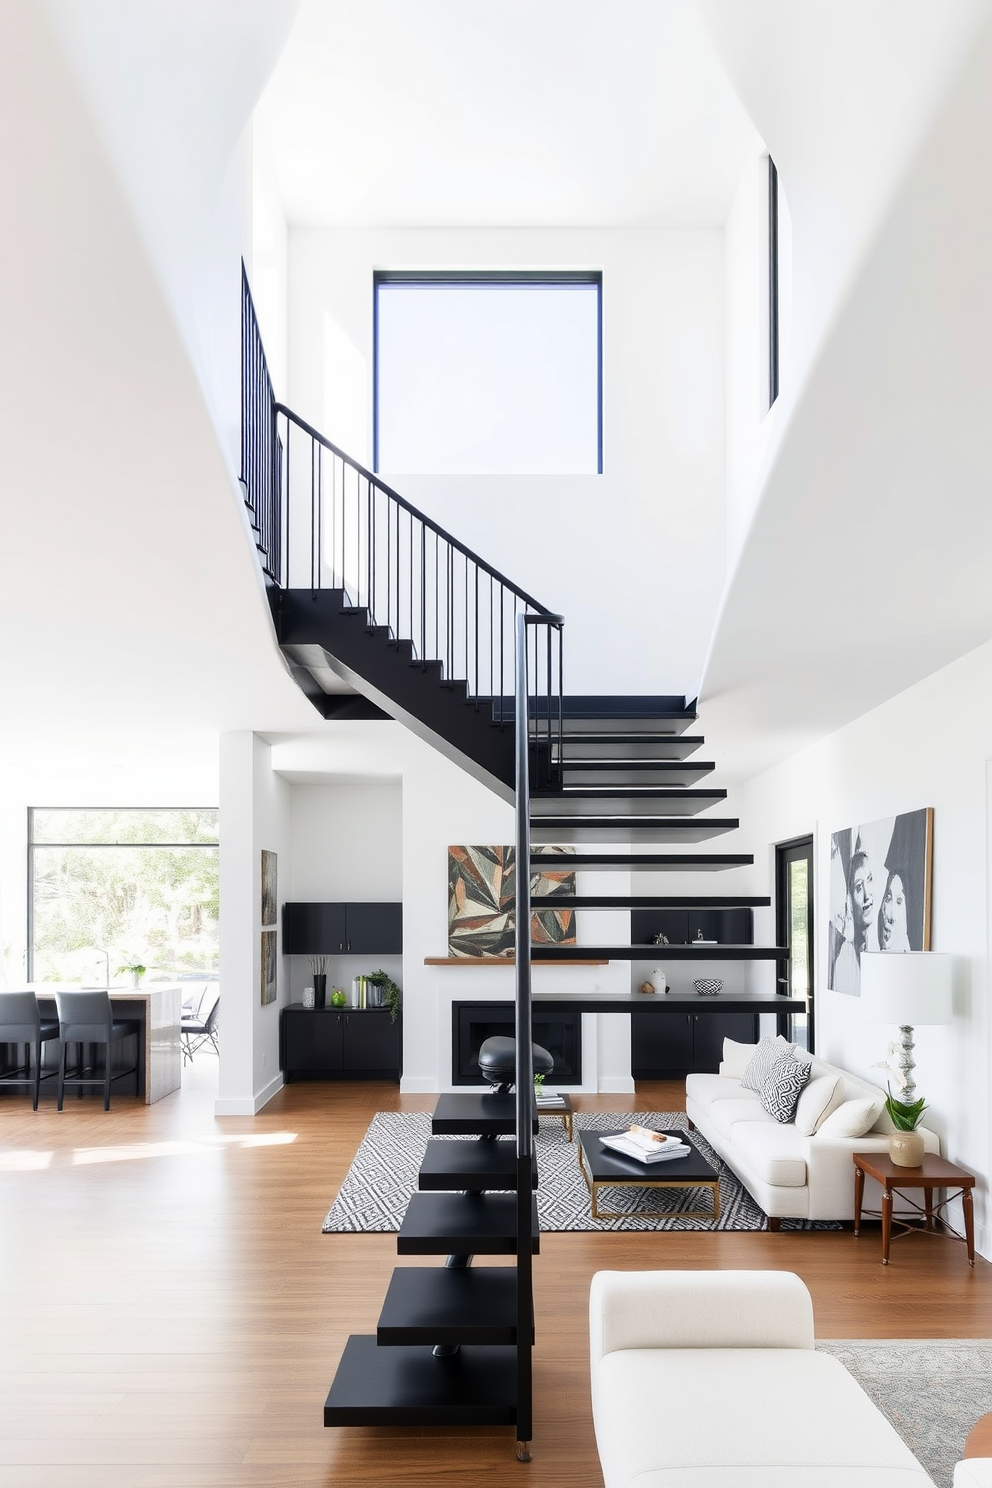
[[118, 962, 146, 988], [884, 1086, 928, 1168], [367, 970, 401, 1023]]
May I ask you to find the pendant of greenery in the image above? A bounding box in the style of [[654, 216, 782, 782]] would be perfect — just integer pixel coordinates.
[[367, 970, 402, 1022]]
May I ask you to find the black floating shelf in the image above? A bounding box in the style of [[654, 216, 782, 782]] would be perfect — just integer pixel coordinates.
[[530, 853, 754, 872], [550, 895, 772, 910], [398, 1193, 540, 1256], [418, 1138, 539, 1192], [377, 1266, 524, 1346], [324, 1337, 517, 1427], [432, 1091, 537, 1136], [532, 944, 789, 962]]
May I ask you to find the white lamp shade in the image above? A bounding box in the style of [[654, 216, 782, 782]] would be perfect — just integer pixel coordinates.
[[860, 952, 953, 1026]]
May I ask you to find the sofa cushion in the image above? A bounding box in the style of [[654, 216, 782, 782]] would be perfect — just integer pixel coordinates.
[[758, 1052, 812, 1123], [817, 1095, 885, 1138], [793, 1073, 843, 1136], [720, 1037, 757, 1079], [730, 1122, 808, 1186], [741, 1036, 795, 1093], [685, 1073, 752, 1112], [592, 1348, 931, 1487], [707, 1098, 774, 1141]]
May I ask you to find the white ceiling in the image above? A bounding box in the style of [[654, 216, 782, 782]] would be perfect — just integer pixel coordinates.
[[254, 0, 760, 228]]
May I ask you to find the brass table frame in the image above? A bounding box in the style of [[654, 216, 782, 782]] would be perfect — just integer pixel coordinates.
[[578, 1130, 721, 1222]]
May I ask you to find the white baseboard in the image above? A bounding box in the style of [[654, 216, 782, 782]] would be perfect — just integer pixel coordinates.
[[214, 1072, 284, 1117], [598, 1076, 636, 1094], [400, 1075, 438, 1094]]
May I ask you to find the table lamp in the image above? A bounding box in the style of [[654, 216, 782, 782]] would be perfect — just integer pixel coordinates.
[[860, 952, 952, 1101]]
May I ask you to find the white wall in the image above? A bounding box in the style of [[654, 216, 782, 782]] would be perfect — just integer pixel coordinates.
[[735, 637, 992, 1255], [287, 226, 726, 700], [217, 731, 292, 1114]]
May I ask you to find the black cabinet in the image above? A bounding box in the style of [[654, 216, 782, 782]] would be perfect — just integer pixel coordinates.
[[631, 1008, 758, 1078], [631, 908, 753, 946], [282, 902, 402, 954], [280, 1006, 402, 1081]]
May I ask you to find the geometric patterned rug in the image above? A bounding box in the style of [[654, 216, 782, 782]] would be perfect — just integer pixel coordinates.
[[816, 1339, 992, 1488], [321, 1110, 843, 1234]]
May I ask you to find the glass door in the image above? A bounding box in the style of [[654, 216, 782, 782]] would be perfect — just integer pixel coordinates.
[[776, 835, 814, 1052]]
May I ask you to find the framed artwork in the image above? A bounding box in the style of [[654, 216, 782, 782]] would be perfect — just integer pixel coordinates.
[[447, 845, 576, 958], [828, 807, 933, 997], [260, 928, 278, 1005], [261, 849, 278, 928]]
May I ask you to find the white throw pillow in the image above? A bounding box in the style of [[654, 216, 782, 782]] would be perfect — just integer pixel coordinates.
[[720, 1038, 758, 1079], [793, 1073, 842, 1136], [816, 1095, 884, 1138]]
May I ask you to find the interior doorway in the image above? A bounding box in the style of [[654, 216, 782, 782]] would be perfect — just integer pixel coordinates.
[[776, 835, 814, 1052]]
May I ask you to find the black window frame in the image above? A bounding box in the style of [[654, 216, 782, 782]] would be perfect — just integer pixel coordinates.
[[372, 269, 604, 475], [775, 833, 814, 1052], [767, 156, 780, 410]]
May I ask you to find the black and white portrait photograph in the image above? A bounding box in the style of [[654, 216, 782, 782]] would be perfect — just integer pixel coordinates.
[[828, 808, 933, 996]]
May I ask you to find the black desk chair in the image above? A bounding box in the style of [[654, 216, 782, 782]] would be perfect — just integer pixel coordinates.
[[181, 989, 220, 1064], [478, 1035, 554, 1095], [0, 992, 61, 1109], [55, 990, 141, 1111]]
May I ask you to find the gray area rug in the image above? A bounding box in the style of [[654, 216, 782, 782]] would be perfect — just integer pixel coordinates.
[[322, 1110, 843, 1233], [817, 1339, 992, 1488]]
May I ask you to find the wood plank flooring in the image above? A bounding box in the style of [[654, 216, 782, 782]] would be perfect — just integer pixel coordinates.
[[2, 1066, 991, 1486]]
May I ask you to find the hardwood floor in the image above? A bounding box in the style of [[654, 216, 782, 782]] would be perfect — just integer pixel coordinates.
[[2, 1068, 991, 1486]]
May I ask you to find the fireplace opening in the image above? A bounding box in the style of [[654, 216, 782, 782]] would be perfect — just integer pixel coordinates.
[[452, 1001, 581, 1086]]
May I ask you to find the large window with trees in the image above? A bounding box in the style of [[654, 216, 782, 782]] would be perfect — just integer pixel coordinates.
[[28, 809, 219, 984]]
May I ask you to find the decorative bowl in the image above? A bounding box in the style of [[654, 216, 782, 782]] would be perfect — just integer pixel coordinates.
[[693, 978, 723, 996]]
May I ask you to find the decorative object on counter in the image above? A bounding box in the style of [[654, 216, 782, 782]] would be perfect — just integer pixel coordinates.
[[638, 980, 655, 994], [260, 849, 278, 927], [652, 932, 669, 946], [366, 969, 402, 1022], [308, 955, 328, 1009], [260, 929, 277, 1005], [330, 988, 347, 1007], [650, 968, 667, 995], [879, 1084, 929, 1167], [302, 985, 315, 1009], [828, 807, 933, 997], [693, 978, 723, 996], [118, 963, 146, 988], [447, 844, 576, 958], [693, 930, 717, 945]]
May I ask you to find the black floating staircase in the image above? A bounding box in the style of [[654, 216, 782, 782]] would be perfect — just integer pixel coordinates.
[[240, 269, 796, 1457]]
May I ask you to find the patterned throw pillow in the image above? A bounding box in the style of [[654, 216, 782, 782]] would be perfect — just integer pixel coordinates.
[[740, 1036, 796, 1093], [758, 1053, 812, 1124]]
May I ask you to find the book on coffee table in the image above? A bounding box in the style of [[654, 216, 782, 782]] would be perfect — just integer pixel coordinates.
[[599, 1128, 690, 1164]]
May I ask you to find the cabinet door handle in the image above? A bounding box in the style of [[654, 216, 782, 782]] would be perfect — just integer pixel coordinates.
[[339, 942, 344, 950], [347, 942, 351, 950]]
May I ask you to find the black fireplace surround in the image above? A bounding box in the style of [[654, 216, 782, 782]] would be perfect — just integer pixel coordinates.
[[452, 1000, 582, 1087]]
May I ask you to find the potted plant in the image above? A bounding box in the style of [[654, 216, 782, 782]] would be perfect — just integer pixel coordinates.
[[884, 1087, 928, 1167], [118, 963, 146, 988], [367, 969, 401, 1023]]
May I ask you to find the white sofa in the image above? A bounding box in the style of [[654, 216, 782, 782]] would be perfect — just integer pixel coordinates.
[[685, 1040, 940, 1226], [590, 1269, 937, 1487]]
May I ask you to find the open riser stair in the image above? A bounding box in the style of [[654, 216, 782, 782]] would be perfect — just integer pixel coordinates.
[[240, 272, 801, 1456]]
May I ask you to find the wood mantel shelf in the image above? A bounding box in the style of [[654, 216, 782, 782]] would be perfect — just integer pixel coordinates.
[[424, 956, 609, 966]]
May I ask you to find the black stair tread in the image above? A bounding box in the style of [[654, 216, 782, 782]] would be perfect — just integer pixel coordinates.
[[432, 1091, 537, 1136], [530, 819, 740, 844], [532, 943, 789, 961], [560, 761, 716, 786], [324, 1337, 517, 1426], [549, 895, 772, 909], [560, 731, 704, 750], [418, 1138, 539, 1191], [377, 1266, 525, 1345], [530, 788, 727, 817], [397, 1193, 540, 1254], [531, 853, 754, 871]]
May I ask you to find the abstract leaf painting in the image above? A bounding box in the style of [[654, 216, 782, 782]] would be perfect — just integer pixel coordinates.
[[447, 845, 576, 958]]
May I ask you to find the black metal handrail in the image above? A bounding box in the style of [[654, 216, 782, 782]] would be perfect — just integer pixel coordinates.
[[514, 610, 564, 1461], [240, 264, 281, 582]]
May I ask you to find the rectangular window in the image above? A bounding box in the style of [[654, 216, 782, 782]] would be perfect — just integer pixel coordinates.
[[374, 271, 602, 476], [28, 808, 219, 984], [775, 834, 814, 1052]]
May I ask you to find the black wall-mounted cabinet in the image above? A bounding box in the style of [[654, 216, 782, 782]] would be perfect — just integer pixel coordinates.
[[631, 1008, 758, 1078], [631, 908, 753, 947], [280, 1005, 402, 1081], [282, 901, 402, 955]]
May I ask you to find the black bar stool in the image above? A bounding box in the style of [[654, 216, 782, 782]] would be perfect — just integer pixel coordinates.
[[0, 991, 61, 1109], [55, 990, 141, 1111]]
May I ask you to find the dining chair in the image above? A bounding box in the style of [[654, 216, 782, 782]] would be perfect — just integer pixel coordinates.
[[0, 992, 61, 1109], [55, 989, 141, 1111], [181, 989, 220, 1064]]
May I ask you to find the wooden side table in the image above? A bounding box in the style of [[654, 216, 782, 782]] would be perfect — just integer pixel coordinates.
[[852, 1150, 976, 1265]]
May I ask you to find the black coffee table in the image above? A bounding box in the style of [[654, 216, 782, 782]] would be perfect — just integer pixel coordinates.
[[577, 1127, 721, 1221]]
